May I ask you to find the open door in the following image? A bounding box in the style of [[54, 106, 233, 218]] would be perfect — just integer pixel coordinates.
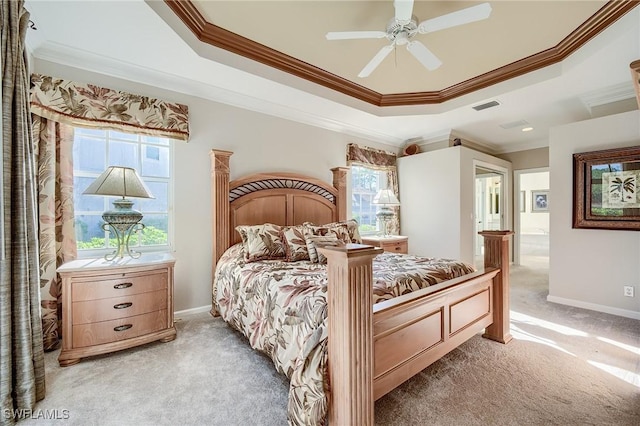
[[474, 165, 505, 267]]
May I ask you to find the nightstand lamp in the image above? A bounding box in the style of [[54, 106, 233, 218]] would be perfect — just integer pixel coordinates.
[[372, 189, 400, 237], [83, 166, 153, 261]]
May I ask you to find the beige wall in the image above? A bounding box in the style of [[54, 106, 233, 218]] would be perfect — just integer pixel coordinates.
[[35, 60, 397, 314], [497, 147, 548, 170], [549, 110, 640, 319]]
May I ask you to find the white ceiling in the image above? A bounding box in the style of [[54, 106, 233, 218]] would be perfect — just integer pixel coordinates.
[[24, 1, 640, 154]]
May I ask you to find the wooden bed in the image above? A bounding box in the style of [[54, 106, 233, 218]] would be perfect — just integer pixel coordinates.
[[210, 149, 513, 425]]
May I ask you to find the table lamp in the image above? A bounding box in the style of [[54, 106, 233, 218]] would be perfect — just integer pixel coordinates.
[[83, 166, 154, 260], [372, 189, 400, 237]]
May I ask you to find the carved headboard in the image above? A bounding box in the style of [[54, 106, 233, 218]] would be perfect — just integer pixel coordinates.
[[210, 149, 348, 273]]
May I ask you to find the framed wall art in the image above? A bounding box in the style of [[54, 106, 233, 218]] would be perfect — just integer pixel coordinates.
[[531, 190, 549, 212], [573, 145, 640, 230]]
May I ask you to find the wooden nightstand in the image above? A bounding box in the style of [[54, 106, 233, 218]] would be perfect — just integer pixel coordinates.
[[361, 235, 408, 254], [57, 253, 176, 366]]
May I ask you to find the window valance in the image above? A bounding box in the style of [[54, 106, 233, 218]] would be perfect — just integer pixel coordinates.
[[29, 73, 189, 141], [346, 143, 397, 167]]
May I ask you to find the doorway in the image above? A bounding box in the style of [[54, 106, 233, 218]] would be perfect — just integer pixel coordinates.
[[474, 164, 506, 267], [514, 168, 549, 267]]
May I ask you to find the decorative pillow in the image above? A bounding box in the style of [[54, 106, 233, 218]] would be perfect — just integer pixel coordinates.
[[321, 219, 362, 244], [281, 225, 310, 262], [306, 235, 345, 264], [235, 223, 286, 262], [304, 223, 351, 241]]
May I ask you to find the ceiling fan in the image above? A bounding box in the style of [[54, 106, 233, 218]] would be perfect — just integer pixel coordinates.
[[326, 0, 492, 78]]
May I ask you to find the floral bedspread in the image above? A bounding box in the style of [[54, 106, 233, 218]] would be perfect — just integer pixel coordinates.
[[213, 244, 476, 426]]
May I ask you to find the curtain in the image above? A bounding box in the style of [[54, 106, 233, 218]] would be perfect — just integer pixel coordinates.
[[30, 73, 190, 141], [1, 0, 47, 423], [32, 117, 77, 351], [346, 143, 401, 235], [29, 74, 190, 350]]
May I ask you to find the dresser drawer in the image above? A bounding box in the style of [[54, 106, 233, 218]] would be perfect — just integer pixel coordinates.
[[72, 310, 167, 348], [381, 240, 408, 254], [71, 271, 168, 302], [72, 290, 167, 324]]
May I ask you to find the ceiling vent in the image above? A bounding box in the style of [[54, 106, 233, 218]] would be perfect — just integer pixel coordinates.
[[472, 100, 500, 111], [499, 119, 529, 129]]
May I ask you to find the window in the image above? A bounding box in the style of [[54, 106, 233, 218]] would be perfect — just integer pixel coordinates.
[[351, 165, 387, 234], [72, 128, 172, 256]]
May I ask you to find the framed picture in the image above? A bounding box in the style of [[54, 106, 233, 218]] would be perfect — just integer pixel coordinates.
[[531, 190, 549, 212], [573, 146, 640, 230], [520, 190, 526, 212]]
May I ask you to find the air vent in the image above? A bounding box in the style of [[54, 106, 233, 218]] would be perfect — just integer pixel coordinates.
[[472, 100, 500, 111], [499, 119, 529, 129]]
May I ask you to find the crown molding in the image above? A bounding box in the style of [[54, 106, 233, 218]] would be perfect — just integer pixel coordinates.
[[579, 81, 636, 109], [31, 42, 404, 146], [164, 0, 640, 107]]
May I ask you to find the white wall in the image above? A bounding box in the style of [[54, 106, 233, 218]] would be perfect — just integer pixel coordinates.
[[549, 110, 640, 319], [398, 148, 461, 259], [520, 172, 549, 234], [34, 60, 397, 313]]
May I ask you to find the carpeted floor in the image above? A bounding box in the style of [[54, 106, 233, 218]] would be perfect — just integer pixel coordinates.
[[22, 259, 640, 425]]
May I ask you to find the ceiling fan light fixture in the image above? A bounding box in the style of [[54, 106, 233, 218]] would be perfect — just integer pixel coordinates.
[[327, 0, 493, 77]]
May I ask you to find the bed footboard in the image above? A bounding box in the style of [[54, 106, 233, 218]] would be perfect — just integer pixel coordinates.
[[319, 230, 513, 426]]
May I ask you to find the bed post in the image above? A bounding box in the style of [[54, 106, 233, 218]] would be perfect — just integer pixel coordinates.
[[478, 230, 514, 344], [210, 149, 233, 285], [331, 167, 349, 221], [319, 244, 383, 426]]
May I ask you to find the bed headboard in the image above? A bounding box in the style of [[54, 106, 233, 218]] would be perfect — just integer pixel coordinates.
[[210, 149, 349, 272]]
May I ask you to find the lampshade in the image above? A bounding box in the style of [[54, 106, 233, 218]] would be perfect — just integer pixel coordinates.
[[372, 189, 400, 206], [83, 166, 154, 199], [83, 166, 153, 260]]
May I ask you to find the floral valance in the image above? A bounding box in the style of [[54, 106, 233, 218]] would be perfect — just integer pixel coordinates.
[[29, 73, 189, 141], [346, 143, 397, 168]]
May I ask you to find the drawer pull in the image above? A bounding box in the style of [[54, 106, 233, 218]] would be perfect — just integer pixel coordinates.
[[113, 282, 133, 290], [113, 302, 133, 310], [113, 324, 133, 332]]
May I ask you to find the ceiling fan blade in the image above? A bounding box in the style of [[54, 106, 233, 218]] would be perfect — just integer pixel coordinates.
[[358, 44, 394, 78], [418, 2, 492, 34], [326, 31, 387, 40], [407, 41, 442, 71], [394, 0, 414, 23]]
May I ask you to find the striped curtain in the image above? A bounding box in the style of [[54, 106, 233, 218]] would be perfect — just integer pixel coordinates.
[[1, 1, 47, 423]]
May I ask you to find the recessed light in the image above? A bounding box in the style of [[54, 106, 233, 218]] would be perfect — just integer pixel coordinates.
[[521, 127, 534, 132]]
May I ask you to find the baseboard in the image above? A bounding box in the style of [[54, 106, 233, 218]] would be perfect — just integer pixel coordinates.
[[174, 304, 212, 320], [547, 295, 640, 320]]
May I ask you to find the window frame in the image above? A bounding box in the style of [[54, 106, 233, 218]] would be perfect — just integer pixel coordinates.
[[350, 164, 388, 236], [72, 128, 174, 258]]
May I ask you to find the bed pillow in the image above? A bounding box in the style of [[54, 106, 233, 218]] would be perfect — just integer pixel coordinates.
[[304, 219, 362, 244], [281, 225, 310, 262], [235, 223, 286, 262], [305, 235, 345, 264]]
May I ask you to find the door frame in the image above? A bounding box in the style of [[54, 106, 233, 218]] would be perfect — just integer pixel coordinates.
[[513, 167, 549, 265], [473, 160, 510, 266]]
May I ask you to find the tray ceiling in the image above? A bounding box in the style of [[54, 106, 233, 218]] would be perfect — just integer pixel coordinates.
[[167, 0, 634, 106]]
